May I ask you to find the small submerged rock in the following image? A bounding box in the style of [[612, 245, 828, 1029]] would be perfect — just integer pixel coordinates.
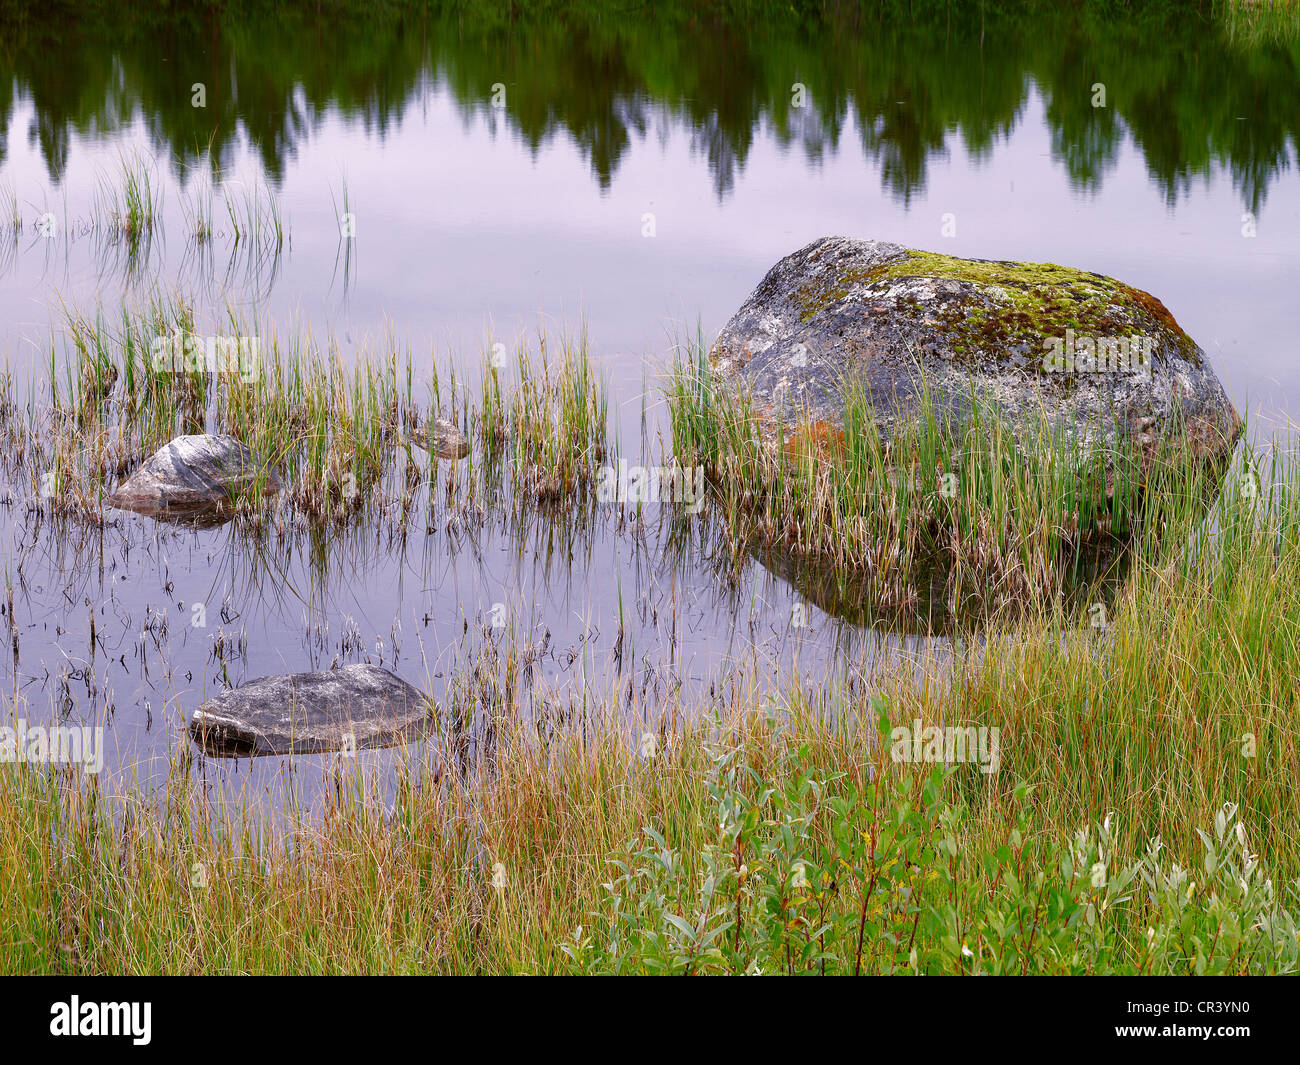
[[189, 663, 434, 757], [107, 434, 281, 522], [409, 416, 470, 459]]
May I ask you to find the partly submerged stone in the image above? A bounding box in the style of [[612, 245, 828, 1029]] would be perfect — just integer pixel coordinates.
[[709, 237, 1242, 474], [189, 664, 433, 757], [409, 416, 470, 459], [106, 434, 281, 521]]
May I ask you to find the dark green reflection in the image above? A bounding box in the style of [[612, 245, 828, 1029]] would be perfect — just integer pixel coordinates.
[[0, 1, 1295, 210]]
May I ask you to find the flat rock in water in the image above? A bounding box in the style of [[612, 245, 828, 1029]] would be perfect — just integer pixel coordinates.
[[710, 236, 1242, 474], [189, 664, 433, 756], [106, 434, 281, 521], [409, 416, 470, 459]]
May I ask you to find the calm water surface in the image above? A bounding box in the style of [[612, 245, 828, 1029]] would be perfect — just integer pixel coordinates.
[[0, 4, 1297, 797]]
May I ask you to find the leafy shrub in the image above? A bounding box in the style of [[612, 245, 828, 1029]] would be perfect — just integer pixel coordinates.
[[563, 720, 1300, 975]]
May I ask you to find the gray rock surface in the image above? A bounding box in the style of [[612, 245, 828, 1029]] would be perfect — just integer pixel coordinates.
[[106, 434, 281, 520], [709, 237, 1242, 472], [189, 664, 433, 756], [409, 416, 470, 459]]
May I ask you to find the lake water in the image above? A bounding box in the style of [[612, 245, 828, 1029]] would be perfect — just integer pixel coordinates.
[[1, 3, 1297, 797]]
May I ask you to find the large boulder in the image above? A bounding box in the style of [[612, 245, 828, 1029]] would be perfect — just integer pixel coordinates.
[[107, 434, 281, 521], [189, 664, 433, 756], [709, 237, 1242, 472]]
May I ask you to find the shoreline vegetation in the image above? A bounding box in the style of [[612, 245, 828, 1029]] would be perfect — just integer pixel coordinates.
[[3, 299, 1300, 973]]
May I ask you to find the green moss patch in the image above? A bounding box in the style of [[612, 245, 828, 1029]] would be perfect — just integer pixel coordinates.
[[793, 249, 1200, 364]]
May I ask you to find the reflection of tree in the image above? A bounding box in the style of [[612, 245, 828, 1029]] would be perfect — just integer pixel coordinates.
[[0, 1, 1295, 211]]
